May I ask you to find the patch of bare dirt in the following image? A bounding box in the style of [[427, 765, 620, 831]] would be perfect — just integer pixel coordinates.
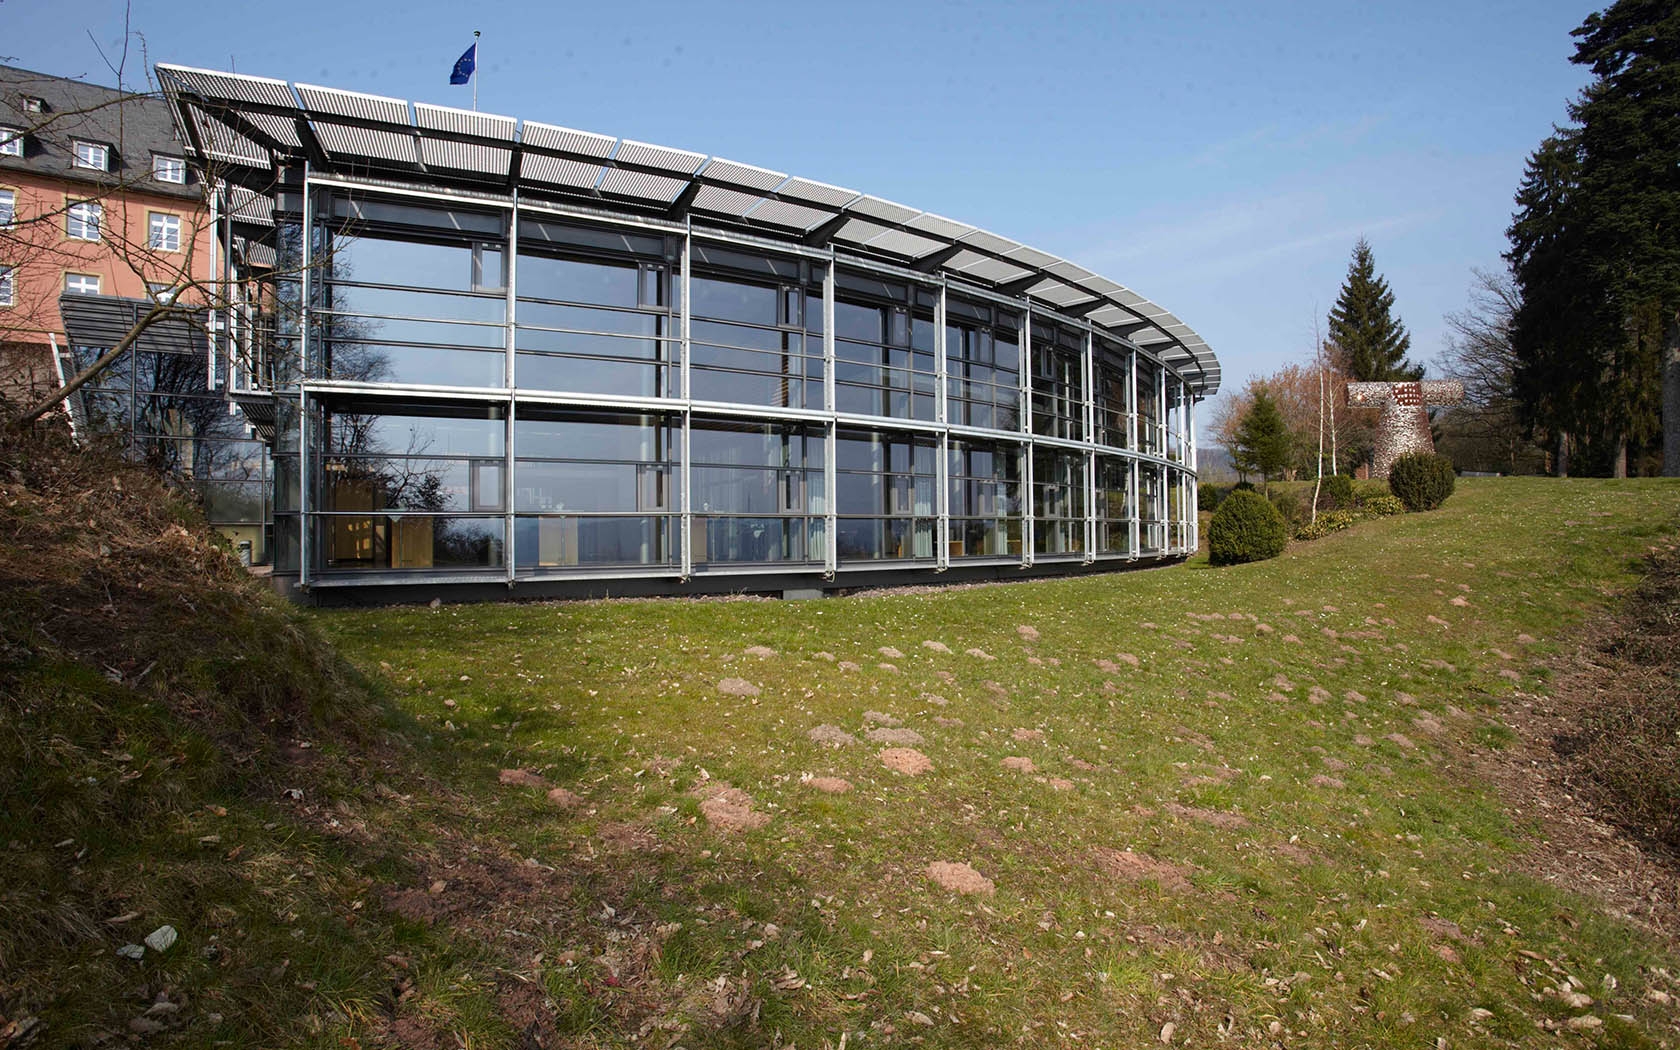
[[1094, 847, 1194, 892], [692, 784, 771, 833], [546, 786, 584, 808], [498, 768, 546, 788], [1466, 540, 1680, 942], [879, 748, 933, 775], [1001, 756, 1036, 773], [716, 677, 761, 697], [808, 724, 857, 747], [806, 776, 852, 794], [596, 821, 660, 852], [926, 861, 995, 896], [381, 854, 559, 930]]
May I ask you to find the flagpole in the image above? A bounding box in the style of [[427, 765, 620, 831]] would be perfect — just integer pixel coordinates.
[[472, 30, 480, 112]]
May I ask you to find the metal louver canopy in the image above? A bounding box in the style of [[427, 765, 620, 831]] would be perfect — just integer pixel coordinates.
[[59, 294, 208, 357], [156, 62, 1220, 396]]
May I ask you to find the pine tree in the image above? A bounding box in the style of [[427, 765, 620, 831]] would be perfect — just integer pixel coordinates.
[[1327, 239, 1422, 383], [1507, 0, 1679, 476], [1232, 390, 1293, 482]]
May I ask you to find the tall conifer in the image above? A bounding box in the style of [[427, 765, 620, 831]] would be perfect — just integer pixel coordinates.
[[1327, 239, 1422, 383]]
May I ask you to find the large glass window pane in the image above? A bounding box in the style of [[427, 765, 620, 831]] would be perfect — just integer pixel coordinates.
[[691, 274, 778, 325], [334, 236, 479, 293], [322, 404, 505, 458], [317, 514, 505, 571], [518, 254, 639, 307], [1032, 447, 1086, 555], [323, 284, 505, 324], [328, 344, 506, 388], [515, 411, 676, 514], [322, 457, 504, 513], [515, 514, 676, 569]]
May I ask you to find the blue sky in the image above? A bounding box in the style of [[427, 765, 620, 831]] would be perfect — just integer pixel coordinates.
[[5, 0, 1594, 434]]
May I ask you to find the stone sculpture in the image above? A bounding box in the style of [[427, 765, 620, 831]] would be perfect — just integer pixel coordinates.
[[1346, 380, 1464, 478]]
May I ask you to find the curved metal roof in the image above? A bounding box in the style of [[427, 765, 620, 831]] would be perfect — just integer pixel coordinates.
[[156, 63, 1220, 396]]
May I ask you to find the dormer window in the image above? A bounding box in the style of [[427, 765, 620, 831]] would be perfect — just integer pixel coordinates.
[[72, 139, 109, 171], [21, 96, 44, 114], [0, 126, 21, 158], [152, 154, 185, 184]]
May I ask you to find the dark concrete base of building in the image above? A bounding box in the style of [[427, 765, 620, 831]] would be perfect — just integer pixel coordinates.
[[272, 554, 1188, 608]]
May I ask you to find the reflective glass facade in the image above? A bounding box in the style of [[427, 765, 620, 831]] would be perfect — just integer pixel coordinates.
[[243, 183, 1202, 591], [69, 342, 271, 561]]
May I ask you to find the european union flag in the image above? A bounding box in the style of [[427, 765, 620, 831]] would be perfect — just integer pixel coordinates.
[[449, 42, 476, 85]]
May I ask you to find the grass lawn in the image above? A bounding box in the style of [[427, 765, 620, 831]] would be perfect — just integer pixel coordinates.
[[288, 476, 1679, 1047], [14, 477, 1677, 1048]]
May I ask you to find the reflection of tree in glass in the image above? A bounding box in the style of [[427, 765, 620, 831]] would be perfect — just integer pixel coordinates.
[[326, 412, 450, 514], [321, 231, 393, 385]]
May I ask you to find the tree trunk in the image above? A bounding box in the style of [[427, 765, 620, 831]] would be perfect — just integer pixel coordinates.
[[1612, 433, 1628, 479], [1664, 312, 1680, 477], [1557, 431, 1570, 478]]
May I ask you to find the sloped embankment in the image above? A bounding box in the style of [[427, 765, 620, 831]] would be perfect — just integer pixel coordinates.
[[0, 421, 388, 1042]]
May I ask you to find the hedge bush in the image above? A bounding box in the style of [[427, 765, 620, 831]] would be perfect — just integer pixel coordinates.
[[1363, 493, 1404, 516], [1388, 452, 1456, 511], [1318, 474, 1355, 510], [1296, 509, 1357, 541], [1208, 489, 1288, 566], [1266, 488, 1305, 531]]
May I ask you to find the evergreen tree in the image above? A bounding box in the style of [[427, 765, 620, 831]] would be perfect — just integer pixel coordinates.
[[1327, 238, 1422, 383], [1232, 390, 1293, 482], [1508, 0, 1679, 476]]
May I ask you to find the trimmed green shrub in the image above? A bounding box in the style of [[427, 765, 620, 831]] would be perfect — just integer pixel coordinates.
[[1318, 474, 1355, 510], [1296, 509, 1357, 541], [1388, 452, 1456, 511], [1363, 493, 1404, 516], [1208, 489, 1288, 566]]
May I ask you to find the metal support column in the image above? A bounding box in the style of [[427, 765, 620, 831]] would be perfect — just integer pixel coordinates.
[[822, 255, 837, 578], [1082, 325, 1096, 563], [1020, 307, 1034, 568], [298, 164, 311, 588], [1159, 365, 1169, 471], [680, 222, 693, 579], [1127, 348, 1139, 560], [1188, 387, 1199, 552], [934, 279, 949, 571], [505, 193, 519, 586], [207, 185, 220, 389]]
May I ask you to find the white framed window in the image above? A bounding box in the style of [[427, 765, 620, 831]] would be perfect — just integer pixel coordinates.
[[72, 140, 109, 171], [66, 200, 101, 240], [21, 96, 43, 114], [0, 127, 21, 157], [0, 189, 13, 226], [0, 266, 14, 307], [152, 154, 185, 184], [149, 211, 182, 252], [146, 281, 178, 303], [64, 272, 101, 296]]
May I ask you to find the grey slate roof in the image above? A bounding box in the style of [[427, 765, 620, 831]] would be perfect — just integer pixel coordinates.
[[0, 64, 200, 201]]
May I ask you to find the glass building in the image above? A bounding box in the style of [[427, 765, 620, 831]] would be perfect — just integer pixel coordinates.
[[156, 65, 1220, 600]]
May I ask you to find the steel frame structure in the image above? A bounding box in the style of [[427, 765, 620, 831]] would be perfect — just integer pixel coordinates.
[[153, 64, 1215, 597]]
